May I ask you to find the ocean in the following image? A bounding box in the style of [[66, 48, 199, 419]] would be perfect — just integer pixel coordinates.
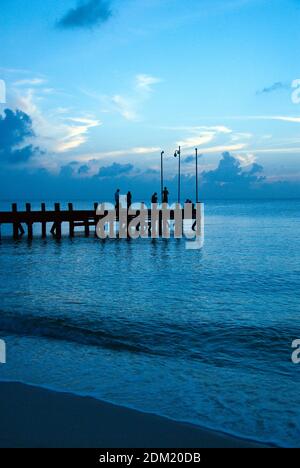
[[0, 199, 299, 447]]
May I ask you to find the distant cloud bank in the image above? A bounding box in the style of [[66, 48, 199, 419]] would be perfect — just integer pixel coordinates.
[[1, 107, 300, 201]]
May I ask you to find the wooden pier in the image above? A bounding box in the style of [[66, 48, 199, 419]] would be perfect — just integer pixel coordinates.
[[0, 203, 203, 240]]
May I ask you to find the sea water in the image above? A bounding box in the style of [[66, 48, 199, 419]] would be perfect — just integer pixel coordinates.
[[0, 200, 299, 447]]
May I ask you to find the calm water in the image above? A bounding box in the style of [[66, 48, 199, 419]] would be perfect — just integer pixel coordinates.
[[0, 200, 299, 447]]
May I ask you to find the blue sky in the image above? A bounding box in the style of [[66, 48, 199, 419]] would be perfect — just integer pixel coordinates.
[[1, 0, 300, 199]]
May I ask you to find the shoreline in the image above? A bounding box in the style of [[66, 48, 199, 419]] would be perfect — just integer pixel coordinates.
[[0, 381, 270, 448]]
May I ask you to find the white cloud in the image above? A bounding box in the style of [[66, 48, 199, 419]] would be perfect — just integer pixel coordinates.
[[57, 117, 101, 152], [77, 146, 161, 161], [235, 152, 256, 166], [230, 132, 252, 141], [14, 87, 101, 156], [198, 143, 247, 153], [270, 116, 300, 124], [177, 131, 215, 149], [13, 78, 46, 87], [227, 115, 300, 124], [174, 125, 233, 150], [111, 94, 138, 121], [135, 74, 161, 92], [242, 147, 300, 154], [87, 73, 162, 122], [163, 125, 232, 133]]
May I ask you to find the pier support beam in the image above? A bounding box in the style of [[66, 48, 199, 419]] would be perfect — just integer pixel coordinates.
[[12, 203, 24, 239], [94, 203, 98, 237], [50, 203, 62, 239], [68, 203, 74, 238], [41, 203, 47, 238], [26, 203, 33, 240], [84, 221, 90, 237]]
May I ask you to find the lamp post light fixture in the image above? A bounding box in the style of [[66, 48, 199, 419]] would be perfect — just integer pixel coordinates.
[[174, 146, 181, 204]]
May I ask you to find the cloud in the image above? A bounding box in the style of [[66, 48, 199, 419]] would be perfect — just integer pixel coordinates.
[[78, 164, 90, 175], [177, 131, 215, 149], [98, 162, 134, 177], [0, 109, 41, 164], [203, 152, 265, 188], [200, 143, 247, 153], [176, 125, 232, 150], [13, 78, 46, 87], [235, 152, 256, 166], [167, 126, 253, 159], [2, 151, 300, 202], [57, 117, 100, 152], [228, 115, 300, 124], [184, 155, 195, 164], [111, 95, 138, 121], [13, 87, 101, 157], [136, 74, 162, 92], [57, 0, 112, 29], [256, 82, 289, 95], [93, 73, 162, 121], [101, 146, 160, 159], [269, 116, 300, 124]]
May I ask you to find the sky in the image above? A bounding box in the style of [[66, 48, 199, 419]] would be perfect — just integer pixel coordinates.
[[1, 0, 300, 200]]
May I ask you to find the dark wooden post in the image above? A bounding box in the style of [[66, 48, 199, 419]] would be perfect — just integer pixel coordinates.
[[148, 208, 152, 234], [159, 209, 163, 237], [68, 203, 74, 237], [41, 203, 46, 238], [26, 203, 33, 239], [12, 203, 19, 239], [55, 203, 61, 239], [94, 202, 99, 237], [85, 221, 90, 237]]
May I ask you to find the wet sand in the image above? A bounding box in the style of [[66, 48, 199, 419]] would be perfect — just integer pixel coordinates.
[[0, 381, 267, 448]]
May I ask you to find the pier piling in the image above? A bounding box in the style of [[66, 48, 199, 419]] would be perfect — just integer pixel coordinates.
[[41, 203, 47, 238], [26, 203, 33, 240], [68, 203, 74, 238]]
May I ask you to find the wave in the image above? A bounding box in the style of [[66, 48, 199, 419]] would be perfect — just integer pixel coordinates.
[[0, 311, 148, 355], [0, 311, 298, 372]]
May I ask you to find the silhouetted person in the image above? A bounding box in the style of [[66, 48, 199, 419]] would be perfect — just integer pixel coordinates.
[[151, 192, 158, 204], [127, 191, 132, 209], [162, 187, 169, 204], [115, 189, 120, 208]]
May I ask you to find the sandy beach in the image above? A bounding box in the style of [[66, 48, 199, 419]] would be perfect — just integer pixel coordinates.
[[0, 381, 266, 448]]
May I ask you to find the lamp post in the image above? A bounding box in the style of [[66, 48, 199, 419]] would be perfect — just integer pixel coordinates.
[[195, 148, 199, 204], [160, 151, 165, 203], [174, 146, 181, 204]]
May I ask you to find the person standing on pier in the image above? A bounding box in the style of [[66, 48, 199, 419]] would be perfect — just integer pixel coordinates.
[[127, 191, 132, 209], [115, 189, 120, 208], [151, 192, 158, 204], [162, 187, 169, 204]]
